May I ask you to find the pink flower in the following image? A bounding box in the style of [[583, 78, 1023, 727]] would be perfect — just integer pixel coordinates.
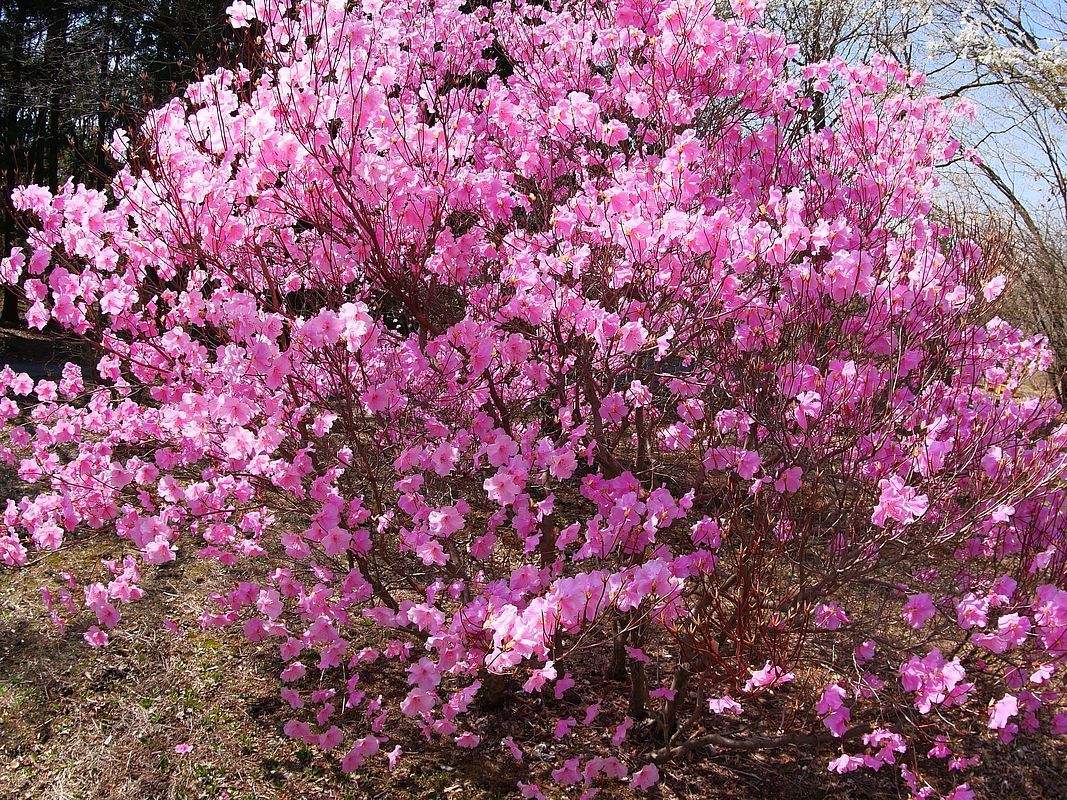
[[612, 716, 633, 746], [551, 758, 582, 785], [225, 1, 256, 28], [690, 517, 722, 548], [502, 736, 523, 762], [318, 726, 343, 750], [83, 626, 109, 648], [928, 736, 952, 759], [854, 640, 876, 663], [599, 393, 627, 424], [827, 754, 863, 774], [280, 662, 306, 682], [361, 383, 397, 414], [774, 466, 803, 494], [522, 661, 557, 693], [553, 673, 575, 700], [455, 732, 480, 749], [630, 764, 659, 791], [900, 648, 972, 714], [143, 537, 176, 565], [743, 661, 795, 693], [408, 657, 442, 690], [735, 450, 762, 480], [988, 693, 1018, 730], [708, 695, 743, 715], [1051, 711, 1067, 735], [548, 447, 577, 480], [618, 320, 647, 354], [400, 688, 437, 718], [982, 275, 1006, 302], [553, 718, 576, 739], [872, 476, 929, 527], [794, 391, 822, 429], [484, 471, 521, 506], [341, 736, 380, 772], [902, 593, 937, 628], [173, 743, 193, 754], [815, 684, 851, 736], [625, 645, 650, 664], [861, 728, 906, 769], [256, 588, 284, 620], [814, 602, 849, 630]]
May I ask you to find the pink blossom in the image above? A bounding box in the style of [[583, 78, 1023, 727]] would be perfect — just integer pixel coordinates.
[[618, 321, 648, 354], [902, 593, 937, 629], [982, 276, 1006, 302], [814, 602, 849, 630], [743, 661, 795, 693], [708, 696, 743, 715], [987, 693, 1018, 730], [827, 754, 863, 774], [484, 471, 521, 506], [1051, 711, 1067, 735], [386, 746, 402, 770], [630, 764, 660, 791], [551, 758, 582, 785], [408, 657, 442, 690], [502, 736, 523, 762], [455, 732, 480, 749], [225, 1, 255, 27], [854, 640, 876, 663], [522, 661, 557, 693], [774, 466, 804, 494], [553, 718, 576, 739], [83, 626, 109, 648], [400, 688, 437, 718], [341, 736, 380, 772], [900, 649, 972, 714], [872, 476, 929, 528], [816, 684, 852, 736]]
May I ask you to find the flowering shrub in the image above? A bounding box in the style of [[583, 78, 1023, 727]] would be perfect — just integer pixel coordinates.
[[2, 0, 1067, 796]]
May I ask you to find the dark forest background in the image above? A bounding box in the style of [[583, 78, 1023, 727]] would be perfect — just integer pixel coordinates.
[[0, 0, 233, 326]]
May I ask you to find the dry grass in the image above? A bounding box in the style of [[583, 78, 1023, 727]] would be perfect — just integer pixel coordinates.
[[0, 543, 522, 800], [0, 488, 1065, 799], [3, 543, 1065, 800]]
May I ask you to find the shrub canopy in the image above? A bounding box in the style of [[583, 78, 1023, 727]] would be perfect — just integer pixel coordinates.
[[3, 0, 1067, 796]]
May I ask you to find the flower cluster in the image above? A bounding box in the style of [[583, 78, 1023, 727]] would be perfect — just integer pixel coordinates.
[[2, 0, 1066, 796]]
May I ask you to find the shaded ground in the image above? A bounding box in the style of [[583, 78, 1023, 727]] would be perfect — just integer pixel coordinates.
[[0, 329, 97, 383], [2, 513, 1065, 799]]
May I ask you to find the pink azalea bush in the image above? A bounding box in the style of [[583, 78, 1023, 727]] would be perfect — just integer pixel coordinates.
[[3, 0, 1067, 795]]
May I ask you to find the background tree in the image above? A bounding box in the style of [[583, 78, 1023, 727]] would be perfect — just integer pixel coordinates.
[[755, 0, 1067, 399], [940, 0, 1067, 401], [0, 0, 231, 325]]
